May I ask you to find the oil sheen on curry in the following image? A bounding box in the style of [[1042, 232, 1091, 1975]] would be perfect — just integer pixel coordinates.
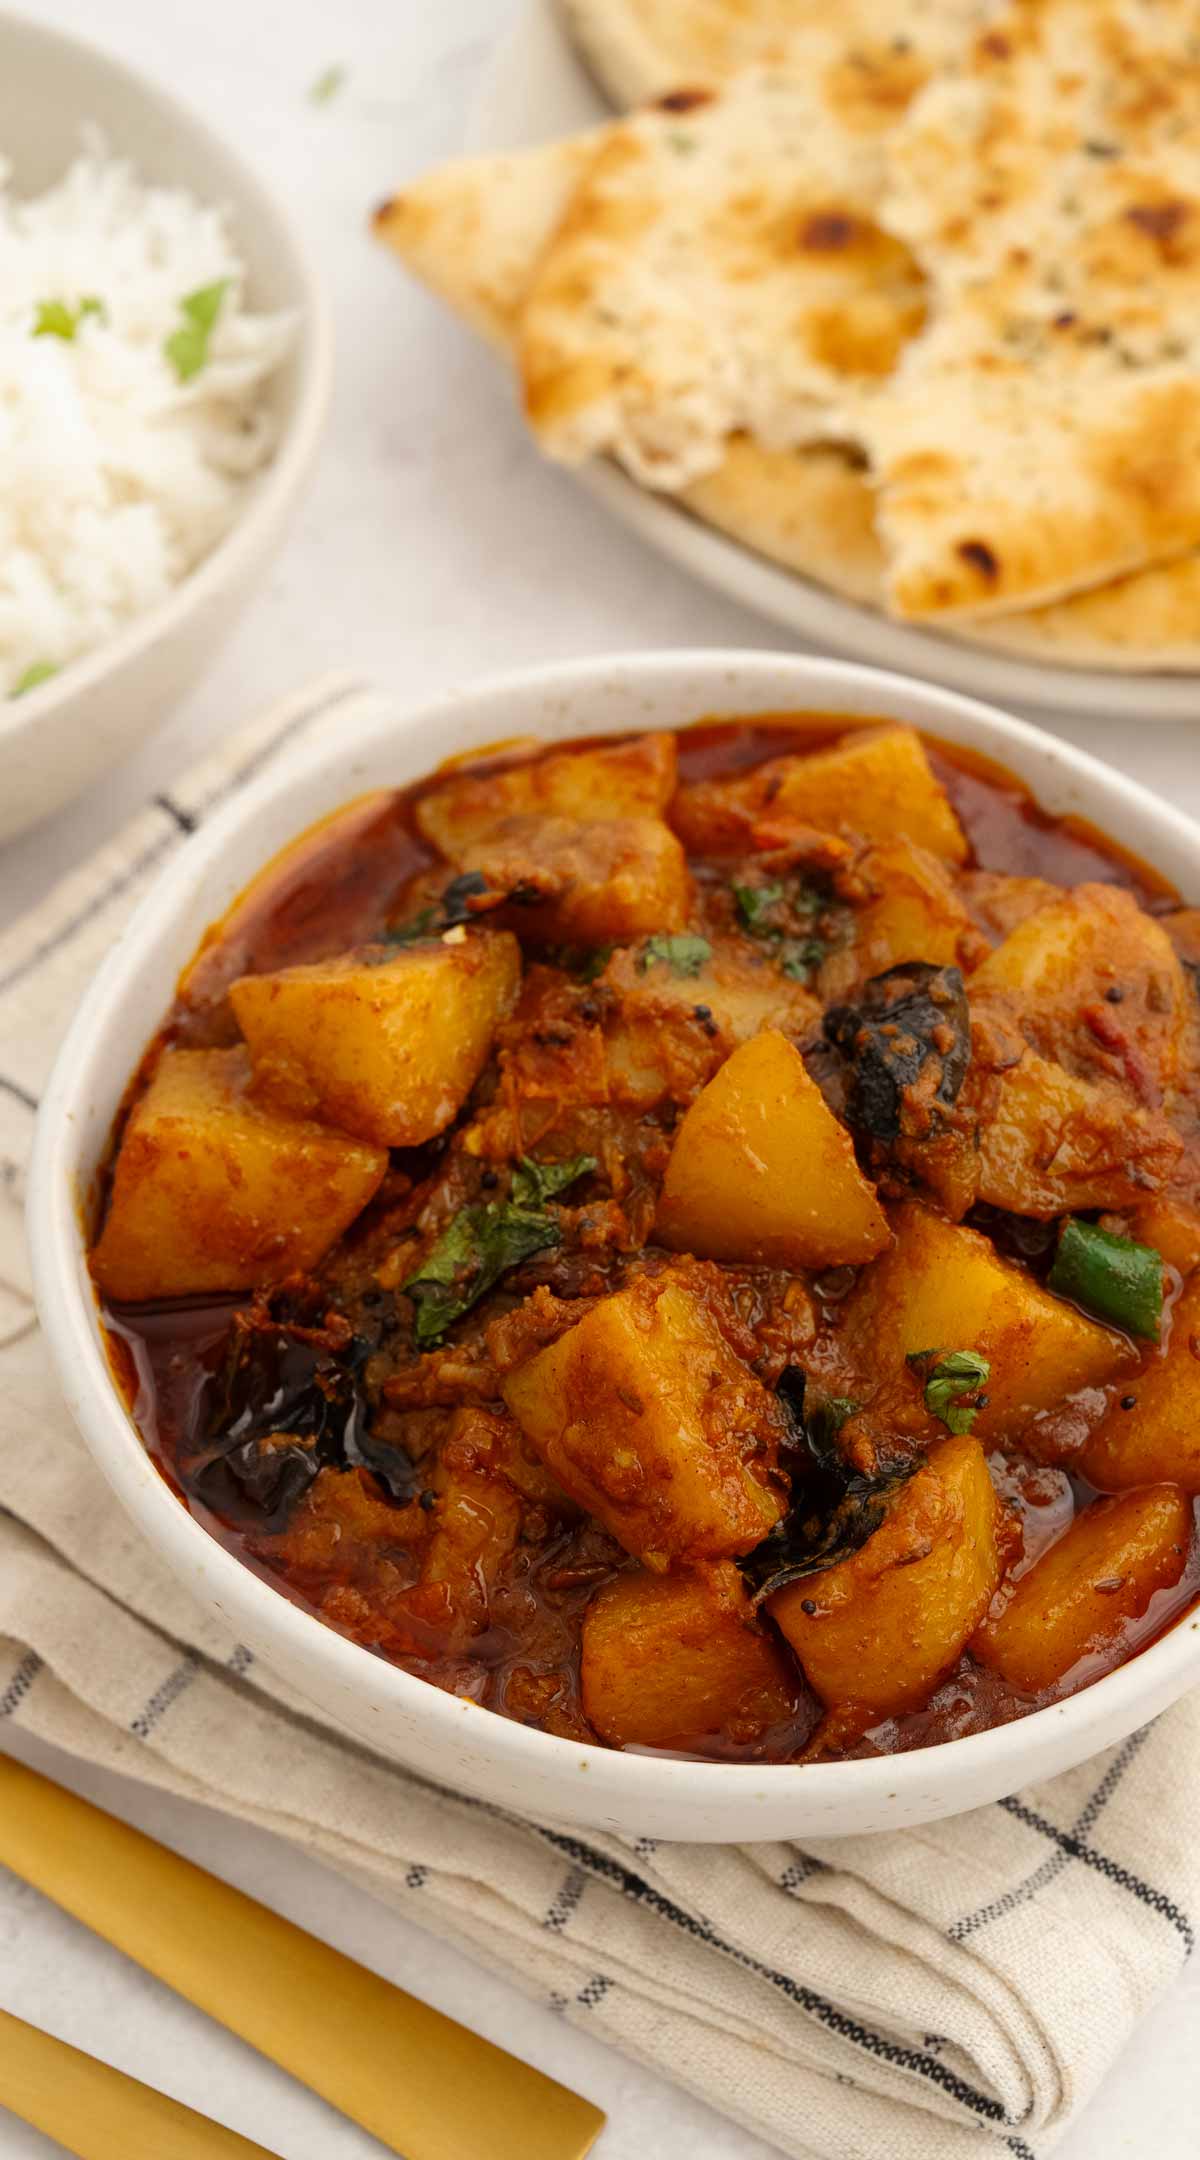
[[92, 718, 1200, 1764]]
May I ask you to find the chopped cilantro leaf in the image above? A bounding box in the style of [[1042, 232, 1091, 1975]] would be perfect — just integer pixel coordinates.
[[402, 1202, 560, 1346], [309, 63, 346, 103], [33, 295, 105, 340], [732, 881, 785, 931], [906, 1348, 991, 1435], [733, 877, 827, 977], [165, 279, 230, 383], [11, 661, 56, 697], [779, 937, 827, 978], [511, 1154, 597, 1207], [638, 934, 711, 978]]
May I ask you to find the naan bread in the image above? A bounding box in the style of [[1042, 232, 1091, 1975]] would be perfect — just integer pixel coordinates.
[[558, 0, 991, 112], [517, 65, 927, 491], [373, 139, 597, 351], [848, 0, 1200, 618], [679, 439, 1200, 671], [375, 130, 1200, 670]]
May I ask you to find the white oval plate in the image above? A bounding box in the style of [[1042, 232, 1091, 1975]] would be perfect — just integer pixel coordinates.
[[468, 0, 1200, 724]]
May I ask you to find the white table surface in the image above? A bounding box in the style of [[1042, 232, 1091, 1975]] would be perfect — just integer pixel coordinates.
[[2, 4, 1199, 2156]]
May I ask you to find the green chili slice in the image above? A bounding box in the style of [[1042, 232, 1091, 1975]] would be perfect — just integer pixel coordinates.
[[1048, 1218, 1163, 1340]]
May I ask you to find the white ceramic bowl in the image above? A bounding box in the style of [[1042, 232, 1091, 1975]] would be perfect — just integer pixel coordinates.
[[0, 12, 331, 843], [28, 650, 1200, 1841]]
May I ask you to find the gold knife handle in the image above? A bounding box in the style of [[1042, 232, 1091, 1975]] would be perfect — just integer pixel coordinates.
[[0, 1754, 604, 2160], [0, 2008, 285, 2159]]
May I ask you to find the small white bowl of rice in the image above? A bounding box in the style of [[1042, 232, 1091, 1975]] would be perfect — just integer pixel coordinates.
[[0, 12, 331, 842]]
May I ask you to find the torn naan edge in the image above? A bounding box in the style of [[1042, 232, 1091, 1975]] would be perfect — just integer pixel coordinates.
[[516, 65, 928, 491], [679, 437, 1200, 671], [557, 0, 995, 112], [374, 134, 1200, 670], [852, 0, 1200, 618], [373, 139, 598, 351]]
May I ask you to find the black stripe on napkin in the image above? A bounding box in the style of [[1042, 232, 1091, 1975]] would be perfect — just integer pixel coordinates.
[[951, 1726, 1192, 1957], [0, 1649, 43, 1717], [543, 1865, 587, 1933], [129, 1650, 200, 1740], [530, 1824, 1028, 2133], [0, 1075, 37, 1112], [999, 1793, 1193, 1956], [153, 793, 196, 834]]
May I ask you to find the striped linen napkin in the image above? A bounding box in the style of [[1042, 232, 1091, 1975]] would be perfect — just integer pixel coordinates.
[[1, 675, 1196, 2160]]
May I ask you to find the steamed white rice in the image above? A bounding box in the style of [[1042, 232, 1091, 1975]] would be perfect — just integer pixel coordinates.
[[0, 141, 295, 700]]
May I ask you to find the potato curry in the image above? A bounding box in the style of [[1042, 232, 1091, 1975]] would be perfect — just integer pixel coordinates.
[[92, 719, 1200, 1763]]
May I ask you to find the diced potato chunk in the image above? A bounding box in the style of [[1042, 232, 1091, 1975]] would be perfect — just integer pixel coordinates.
[[819, 838, 977, 1000], [973, 1486, 1192, 1694], [230, 930, 520, 1147], [450, 813, 690, 946], [973, 1050, 1181, 1218], [502, 1275, 784, 1567], [970, 884, 1188, 1101], [655, 1030, 889, 1267], [581, 1565, 800, 1749], [1078, 1277, 1200, 1492], [674, 727, 966, 862], [842, 1202, 1130, 1439], [415, 733, 676, 855], [602, 937, 820, 1108], [92, 1048, 386, 1303], [771, 1434, 1001, 1718]]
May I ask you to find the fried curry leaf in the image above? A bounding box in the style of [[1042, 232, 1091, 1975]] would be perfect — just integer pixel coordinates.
[[217, 1432, 322, 1518], [906, 1348, 991, 1435], [191, 1305, 409, 1522], [403, 1202, 561, 1345], [638, 934, 711, 977], [510, 1154, 597, 1207], [383, 870, 496, 948], [825, 961, 970, 1143], [740, 1367, 919, 1600], [440, 870, 493, 924]]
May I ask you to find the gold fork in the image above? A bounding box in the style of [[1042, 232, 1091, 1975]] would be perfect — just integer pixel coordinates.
[[0, 2008, 287, 2159], [0, 1754, 605, 2160]]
